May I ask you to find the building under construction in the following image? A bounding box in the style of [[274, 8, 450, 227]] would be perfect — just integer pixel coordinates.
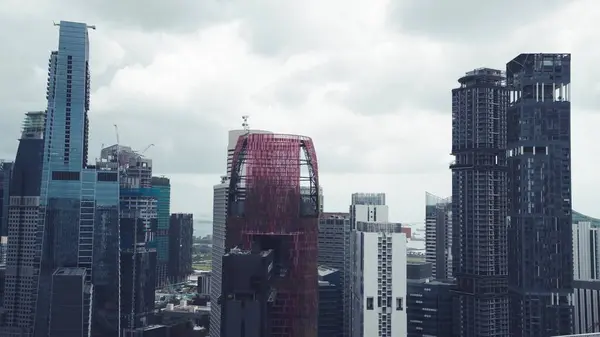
[[224, 133, 320, 337], [101, 145, 158, 335], [450, 68, 509, 337]]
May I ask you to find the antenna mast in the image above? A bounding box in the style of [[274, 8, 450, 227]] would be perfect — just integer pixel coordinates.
[[242, 115, 250, 134]]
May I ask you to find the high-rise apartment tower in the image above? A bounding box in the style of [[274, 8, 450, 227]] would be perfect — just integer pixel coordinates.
[[451, 68, 509, 337], [506, 53, 574, 336]]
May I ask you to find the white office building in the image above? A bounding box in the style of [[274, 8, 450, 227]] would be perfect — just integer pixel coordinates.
[[351, 221, 407, 337]]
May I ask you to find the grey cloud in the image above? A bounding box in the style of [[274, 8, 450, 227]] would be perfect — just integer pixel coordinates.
[[388, 0, 566, 42], [52, 0, 231, 32]]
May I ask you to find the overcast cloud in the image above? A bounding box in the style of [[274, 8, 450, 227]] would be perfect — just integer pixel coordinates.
[[0, 0, 599, 222]]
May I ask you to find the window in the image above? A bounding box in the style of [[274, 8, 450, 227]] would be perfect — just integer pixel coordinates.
[[396, 297, 403, 311], [367, 297, 374, 310]]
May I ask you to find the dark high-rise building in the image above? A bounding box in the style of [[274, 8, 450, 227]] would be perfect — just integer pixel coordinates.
[[33, 21, 122, 337], [0, 161, 13, 237], [318, 212, 351, 337], [168, 213, 193, 283], [220, 248, 276, 337], [425, 193, 452, 279], [2, 111, 45, 337], [226, 133, 320, 337], [451, 68, 509, 337], [48, 268, 88, 337], [318, 266, 342, 337], [0, 161, 12, 266], [407, 279, 454, 337], [506, 53, 573, 336], [151, 176, 171, 288]]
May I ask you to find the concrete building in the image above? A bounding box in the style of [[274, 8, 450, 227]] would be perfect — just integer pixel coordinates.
[[451, 68, 509, 337], [424, 192, 452, 279], [573, 212, 600, 280], [318, 212, 351, 337], [351, 221, 407, 337], [507, 54, 573, 336]]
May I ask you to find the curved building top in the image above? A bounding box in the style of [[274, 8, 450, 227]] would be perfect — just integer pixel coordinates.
[[573, 210, 600, 227]]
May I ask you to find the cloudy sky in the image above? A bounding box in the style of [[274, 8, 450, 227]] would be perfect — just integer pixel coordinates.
[[1, 0, 599, 222]]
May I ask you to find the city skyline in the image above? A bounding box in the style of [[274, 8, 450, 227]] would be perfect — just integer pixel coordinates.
[[0, 1, 599, 224]]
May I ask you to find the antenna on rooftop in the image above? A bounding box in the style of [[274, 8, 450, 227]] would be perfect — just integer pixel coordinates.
[[242, 115, 250, 134]]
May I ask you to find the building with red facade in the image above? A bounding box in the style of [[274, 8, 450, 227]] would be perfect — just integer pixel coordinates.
[[225, 133, 320, 337]]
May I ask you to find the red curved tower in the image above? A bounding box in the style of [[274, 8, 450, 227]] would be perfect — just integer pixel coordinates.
[[226, 133, 319, 337]]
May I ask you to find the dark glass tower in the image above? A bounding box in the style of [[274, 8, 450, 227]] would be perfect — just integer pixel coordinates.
[[0, 161, 13, 237], [168, 213, 193, 283], [506, 53, 573, 336], [2, 111, 45, 337], [151, 176, 170, 288], [450, 68, 509, 337], [33, 21, 121, 337]]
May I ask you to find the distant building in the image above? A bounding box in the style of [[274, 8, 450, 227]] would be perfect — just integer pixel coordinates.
[[352, 221, 407, 337], [0, 161, 12, 238], [318, 212, 351, 337], [169, 213, 194, 283], [197, 271, 211, 296], [406, 262, 432, 281], [152, 176, 171, 288], [424, 192, 452, 279], [318, 266, 343, 337], [573, 280, 600, 334], [406, 279, 453, 337]]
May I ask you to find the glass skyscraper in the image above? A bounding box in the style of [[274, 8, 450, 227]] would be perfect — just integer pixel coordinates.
[[31, 21, 120, 337], [2, 111, 45, 337]]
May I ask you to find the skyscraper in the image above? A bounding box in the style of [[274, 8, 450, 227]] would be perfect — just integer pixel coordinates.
[[318, 213, 351, 337], [209, 129, 272, 337], [451, 68, 509, 337], [151, 176, 171, 288], [2, 111, 45, 337], [0, 161, 13, 237], [425, 192, 452, 279], [506, 53, 573, 336], [101, 144, 157, 334], [32, 21, 121, 337], [225, 133, 320, 337], [168, 213, 193, 283]]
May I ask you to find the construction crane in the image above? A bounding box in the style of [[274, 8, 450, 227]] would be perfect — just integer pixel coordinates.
[[139, 143, 155, 156]]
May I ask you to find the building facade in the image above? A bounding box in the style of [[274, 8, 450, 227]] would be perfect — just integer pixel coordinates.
[[318, 212, 351, 337], [220, 248, 276, 337], [506, 53, 573, 336], [152, 176, 171, 288], [209, 129, 272, 337], [451, 68, 509, 337], [2, 112, 46, 337], [318, 266, 342, 337], [225, 133, 320, 337], [425, 192, 452, 279], [573, 280, 600, 334], [351, 221, 407, 337], [407, 279, 454, 337], [168, 213, 193, 283], [0, 161, 12, 237], [572, 214, 600, 281]]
